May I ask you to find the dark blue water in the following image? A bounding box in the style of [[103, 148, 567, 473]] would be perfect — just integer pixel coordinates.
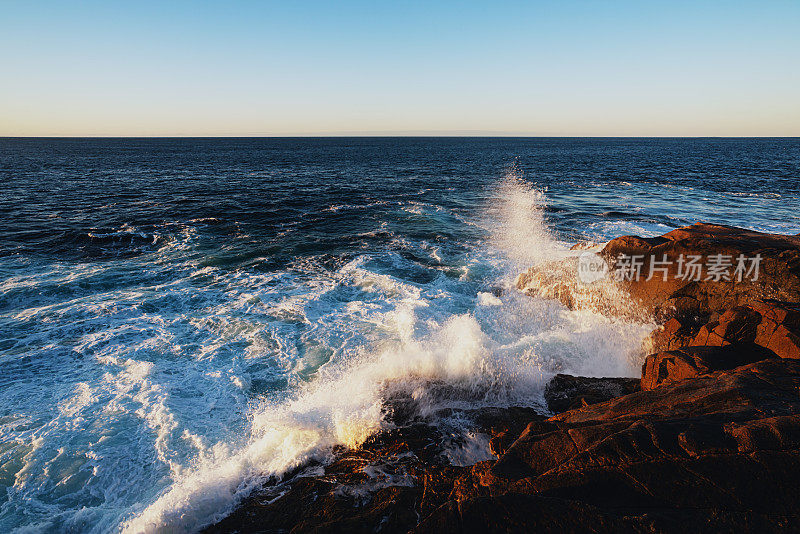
[[3, 138, 798, 261], [1, 138, 798, 533]]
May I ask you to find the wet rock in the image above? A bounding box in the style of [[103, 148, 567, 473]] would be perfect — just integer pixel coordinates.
[[640, 343, 776, 390], [601, 223, 800, 321], [516, 257, 645, 320], [519, 224, 800, 325], [205, 390, 543, 534], [208, 359, 800, 533], [543, 374, 639, 414], [209, 224, 800, 534], [647, 299, 800, 361], [204, 422, 457, 534], [483, 359, 800, 531], [467, 406, 544, 457]]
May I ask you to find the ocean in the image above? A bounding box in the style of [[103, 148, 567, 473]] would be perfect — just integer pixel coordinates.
[[1, 137, 798, 532]]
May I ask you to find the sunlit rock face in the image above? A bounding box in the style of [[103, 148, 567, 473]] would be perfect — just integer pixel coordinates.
[[519, 223, 800, 323]]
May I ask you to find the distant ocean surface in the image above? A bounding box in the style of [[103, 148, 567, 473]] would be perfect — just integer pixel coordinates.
[[1, 138, 799, 532]]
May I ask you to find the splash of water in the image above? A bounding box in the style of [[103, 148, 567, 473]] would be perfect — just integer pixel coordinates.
[[121, 176, 651, 533], [489, 170, 562, 268]]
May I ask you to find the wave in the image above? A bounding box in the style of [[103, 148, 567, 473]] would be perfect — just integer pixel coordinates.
[[119, 176, 651, 533]]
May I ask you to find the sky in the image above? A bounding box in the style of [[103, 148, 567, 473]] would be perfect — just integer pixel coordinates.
[[1, 1, 798, 136]]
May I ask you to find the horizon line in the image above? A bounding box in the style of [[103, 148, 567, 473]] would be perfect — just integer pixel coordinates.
[[2, 134, 800, 139]]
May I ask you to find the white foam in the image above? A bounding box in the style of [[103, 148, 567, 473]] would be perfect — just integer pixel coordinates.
[[477, 292, 502, 306], [2, 176, 655, 534], [120, 175, 652, 533], [442, 431, 496, 467]]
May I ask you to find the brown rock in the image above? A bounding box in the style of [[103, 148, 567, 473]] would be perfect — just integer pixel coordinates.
[[640, 343, 776, 390], [600, 223, 800, 322], [647, 299, 800, 362], [518, 224, 800, 328], [487, 359, 800, 529], [543, 374, 640, 414], [762, 325, 800, 359], [688, 306, 761, 346], [208, 358, 800, 533], [646, 315, 702, 352], [751, 300, 800, 359]]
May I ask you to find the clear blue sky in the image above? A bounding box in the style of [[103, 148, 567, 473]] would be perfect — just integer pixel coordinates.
[[1, 0, 798, 136]]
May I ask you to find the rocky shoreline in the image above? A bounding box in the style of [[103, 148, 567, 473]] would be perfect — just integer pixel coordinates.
[[207, 223, 800, 533]]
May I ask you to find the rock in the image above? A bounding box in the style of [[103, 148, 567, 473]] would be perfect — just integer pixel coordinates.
[[688, 306, 762, 346], [645, 315, 702, 352], [761, 324, 800, 360], [211, 359, 800, 532], [751, 300, 800, 359], [646, 299, 800, 361], [412, 494, 648, 533], [469, 407, 544, 457], [482, 359, 800, 531], [640, 343, 776, 390], [601, 223, 800, 321], [517, 224, 800, 326], [205, 387, 542, 534], [204, 421, 456, 533], [543, 374, 640, 413]]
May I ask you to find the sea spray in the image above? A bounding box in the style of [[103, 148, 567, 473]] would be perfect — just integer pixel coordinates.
[[489, 171, 562, 269], [121, 176, 652, 533]]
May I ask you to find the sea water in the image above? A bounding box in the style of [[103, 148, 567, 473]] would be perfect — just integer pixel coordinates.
[[1, 138, 798, 532]]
